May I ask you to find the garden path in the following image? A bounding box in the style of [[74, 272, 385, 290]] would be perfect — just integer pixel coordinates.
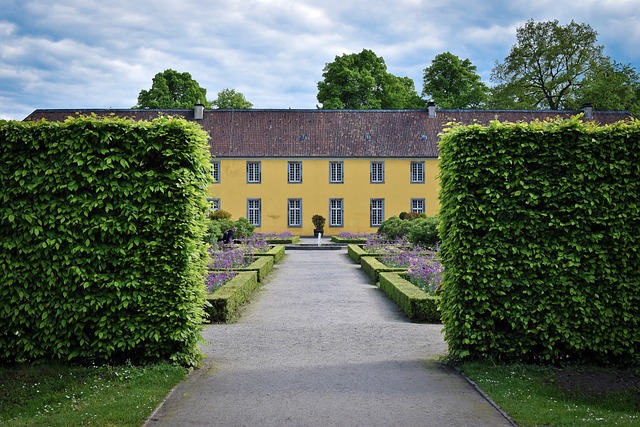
[[145, 241, 514, 427]]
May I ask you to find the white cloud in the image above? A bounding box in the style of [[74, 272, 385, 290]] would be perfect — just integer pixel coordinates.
[[0, 0, 638, 119]]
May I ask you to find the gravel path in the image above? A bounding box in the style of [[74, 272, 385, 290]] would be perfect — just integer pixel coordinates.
[[145, 248, 514, 427]]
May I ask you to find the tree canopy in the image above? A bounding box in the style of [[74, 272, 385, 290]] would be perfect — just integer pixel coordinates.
[[422, 52, 488, 109], [569, 58, 640, 117], [134, 69, 213, 109], [490, 20, 604, 110], [317, 49, 424, 110], [212, 88, 253, 109]]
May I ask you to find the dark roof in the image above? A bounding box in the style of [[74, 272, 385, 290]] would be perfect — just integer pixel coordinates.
[[25, 108, 633, 158]]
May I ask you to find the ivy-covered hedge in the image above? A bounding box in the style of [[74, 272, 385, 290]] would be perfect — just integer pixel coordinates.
[[438, 116, 640, 365], [0, 115, 212, 366]]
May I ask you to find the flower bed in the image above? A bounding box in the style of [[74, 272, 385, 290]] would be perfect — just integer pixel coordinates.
[[257, 232, 301, 244], [204, 237, 284, 322], [331, 232, 372, 244], [205, 271, 259, 322], [365, 236, 442, 294], [351, 236, 443, 323], [379, 272, 440, 322]]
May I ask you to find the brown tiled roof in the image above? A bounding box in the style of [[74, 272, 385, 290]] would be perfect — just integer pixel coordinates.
[[25, 108, 633, 158]]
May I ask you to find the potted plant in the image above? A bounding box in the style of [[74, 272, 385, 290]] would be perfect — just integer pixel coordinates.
[[311, 214, 326, 237]]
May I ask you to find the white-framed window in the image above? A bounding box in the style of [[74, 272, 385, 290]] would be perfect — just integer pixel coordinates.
[[330, 198, 343, 227], [288, 161, 302, 183], [211, 161, 220, 183], [330, 161, 344, 183], [411, 198, 425, 214], [247, 198, 261, 226], [411, 161, 425, 183], [371, 161, 384, 183], [370, 198, 384, 227], [206, 198, 220, 211], [288, 198, 302, 227], [247, 161, 261, 183]]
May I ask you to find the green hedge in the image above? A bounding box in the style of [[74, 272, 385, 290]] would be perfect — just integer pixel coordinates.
[[379, 272, 440, 322], [212, 255, 274, 282], [359, 256, 406, 283], [438, 116, 640, 364], [253, 245, 286, 263], [347, 244, 384, 263], [205, 271, 259, 322], [265, 236, 300, 244], [0, 116, 211, 366], [331, 236, 367, 244]]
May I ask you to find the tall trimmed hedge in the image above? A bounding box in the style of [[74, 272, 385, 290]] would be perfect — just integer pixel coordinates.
[[438, 116, 640, 365], [0, 115, 212, 366]]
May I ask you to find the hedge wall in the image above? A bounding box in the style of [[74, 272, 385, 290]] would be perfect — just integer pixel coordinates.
[[438, 116, 640, 365], [0, 115, 212, 366]]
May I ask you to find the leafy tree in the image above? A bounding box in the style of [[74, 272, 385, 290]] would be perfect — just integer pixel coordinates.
[[422, 52, 488, 109], [382, 75, 426, 109], [134, 69, 213, 109], [317, 49, 424, 109], [569, 58, 640, 117], [490, 20, 604, 110], [212, 88, 253, 109]]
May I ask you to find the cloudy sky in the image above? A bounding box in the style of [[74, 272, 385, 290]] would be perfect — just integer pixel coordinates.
[[1, 0, 639, 120]]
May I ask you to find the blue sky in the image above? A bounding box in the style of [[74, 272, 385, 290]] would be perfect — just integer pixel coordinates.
[[1, 0, 639, 120]]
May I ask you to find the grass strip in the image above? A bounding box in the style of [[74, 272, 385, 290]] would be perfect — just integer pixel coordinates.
[[0, 362, 188, 427], [460, 362, 640, 427]]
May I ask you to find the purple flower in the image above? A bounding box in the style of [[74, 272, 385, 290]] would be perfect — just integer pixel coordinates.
[[206, 271, 237, 292], [368, 237, 443, 295]]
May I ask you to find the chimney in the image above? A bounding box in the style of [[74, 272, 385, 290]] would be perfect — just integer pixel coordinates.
[[581, 103, 593, 119], [427, 101, 436, 118], [194, 101, 204, 120]]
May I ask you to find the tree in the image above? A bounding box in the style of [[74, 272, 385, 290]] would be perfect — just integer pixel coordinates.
[[422, 52, 488, 109], [569, 58, 640, 117], [212, 88, 253, 109], [134, 69, 212, 109], [317, 49, 424, 109], [490, 20, 604, 110]]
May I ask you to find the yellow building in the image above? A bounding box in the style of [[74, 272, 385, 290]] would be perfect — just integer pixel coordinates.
[[27, 105, 631, 236]]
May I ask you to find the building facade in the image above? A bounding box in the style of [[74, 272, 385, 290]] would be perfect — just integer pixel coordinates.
[[26, 106, 632, 236]]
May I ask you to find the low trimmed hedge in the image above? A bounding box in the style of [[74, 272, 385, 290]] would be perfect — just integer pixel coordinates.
[[347, 244, 384, 263], [205, 271, 259, 322], [265, 236, 300, 244], [211, 255, 274, 282], [379, 272, 440, 322], [359, 256, 406, 283], [331, 236, 367, 244], [253, 245, 286, 263], [235, 255, 274, 282]]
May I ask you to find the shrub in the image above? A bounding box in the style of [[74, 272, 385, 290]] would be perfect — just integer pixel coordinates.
[[208, 209, 232, 220], [312, 214, 326, 229], [377, 216, 411, 240], [407, 216, 439, 247], [0, 115, 211, 366], [438, 117, 640, 365], [377, 215, 439, 247]]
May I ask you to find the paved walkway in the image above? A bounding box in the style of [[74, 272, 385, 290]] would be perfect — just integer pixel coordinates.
[[145, 244, 514, 426]]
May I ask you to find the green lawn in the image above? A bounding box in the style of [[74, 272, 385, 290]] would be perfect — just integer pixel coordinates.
[[0, 362, 187, 427], [461, 362, 640, 427]]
